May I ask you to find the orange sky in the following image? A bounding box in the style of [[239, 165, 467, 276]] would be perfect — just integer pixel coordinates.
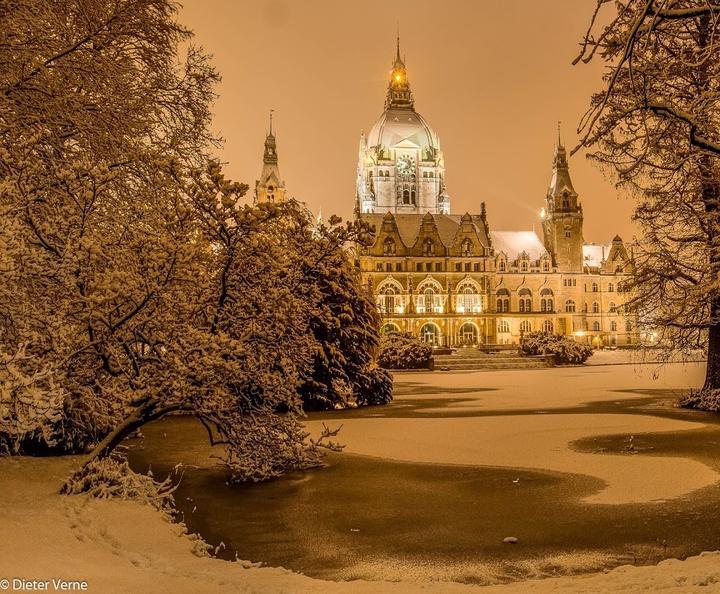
[[179, 0, 635, 244]]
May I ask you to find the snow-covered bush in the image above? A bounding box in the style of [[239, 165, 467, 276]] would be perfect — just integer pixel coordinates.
[[297, 214, 393, 411], [377, 333, 433, 370], [520, 332, 594, 365], [679, 389, 720, 412], [62, 455, 177, 515]]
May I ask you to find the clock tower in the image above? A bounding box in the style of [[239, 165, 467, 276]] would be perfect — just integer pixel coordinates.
[[356, 37, 449, 215]]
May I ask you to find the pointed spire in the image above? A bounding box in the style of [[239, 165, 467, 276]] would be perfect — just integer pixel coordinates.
[[386, 33, 413, 110], [552, 121, 568, 170], [396, 25, 401, 63], [263, 109, 277, 164], [548, 123, 576, 198], [556, 120, 563, 149]]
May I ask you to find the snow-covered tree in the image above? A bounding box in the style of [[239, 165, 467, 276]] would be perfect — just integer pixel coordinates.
[[297, 214, 392, 410], [1, 1, 384, 483], [576, 1, 720, 404]]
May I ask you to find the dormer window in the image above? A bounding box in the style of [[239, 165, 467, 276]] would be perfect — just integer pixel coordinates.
[[461, 238, 472, 257], [498, 259, 506, 272], [383, 237, 396, 256]]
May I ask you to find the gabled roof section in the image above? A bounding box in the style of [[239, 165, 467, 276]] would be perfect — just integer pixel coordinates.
[[360, 213, 491, 250]]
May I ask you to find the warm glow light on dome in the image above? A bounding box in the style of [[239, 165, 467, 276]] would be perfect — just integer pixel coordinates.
[[395, 74, 402, 81]]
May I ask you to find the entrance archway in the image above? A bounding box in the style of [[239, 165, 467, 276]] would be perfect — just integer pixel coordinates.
[[420, 323, 440, 346], [458, 322, 478, 346]]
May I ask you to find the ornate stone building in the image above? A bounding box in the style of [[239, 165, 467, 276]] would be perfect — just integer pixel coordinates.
[[356, 41, 637, 347], [255, 112, 286, 205]]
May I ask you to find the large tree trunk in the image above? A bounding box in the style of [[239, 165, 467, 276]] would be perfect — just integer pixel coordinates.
[[705, 315, 720, 391], [700, 158, 720, 391]]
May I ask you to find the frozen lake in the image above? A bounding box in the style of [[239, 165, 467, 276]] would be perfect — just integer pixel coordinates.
[[127, 362, 720, 585]]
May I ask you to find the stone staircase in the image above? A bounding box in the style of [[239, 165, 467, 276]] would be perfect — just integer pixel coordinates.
[[431, 348, 552, 371]]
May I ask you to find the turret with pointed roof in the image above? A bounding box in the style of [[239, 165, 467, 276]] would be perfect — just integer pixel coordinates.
[[255, 110, 286, 204], [541, 124, 584, 272]]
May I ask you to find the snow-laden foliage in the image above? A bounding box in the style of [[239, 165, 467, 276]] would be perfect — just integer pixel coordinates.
[[0, 0, 388, 482], [61, 455, 177, 515], [377, 332, 433, 370], [520, 332, 594, 365], [576, 2, 720, 400], [299, 214, 393, 410]]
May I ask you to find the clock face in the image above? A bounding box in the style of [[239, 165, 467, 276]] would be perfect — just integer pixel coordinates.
[[396, 155, 414, 174]]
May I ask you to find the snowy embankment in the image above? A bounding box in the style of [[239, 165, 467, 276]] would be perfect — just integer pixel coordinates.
[[1, 456, 719, 593]]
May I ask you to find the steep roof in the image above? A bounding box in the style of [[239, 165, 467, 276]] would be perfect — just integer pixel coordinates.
[[360, 212, 490, 248], [490, 231, 548, 260]]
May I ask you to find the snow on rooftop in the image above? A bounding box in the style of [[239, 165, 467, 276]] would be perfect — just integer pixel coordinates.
[[583, 244, 611, 268], [490, 231, 548, 260]]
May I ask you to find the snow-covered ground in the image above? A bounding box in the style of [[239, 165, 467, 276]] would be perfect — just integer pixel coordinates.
[[3, 362, 720, 593]]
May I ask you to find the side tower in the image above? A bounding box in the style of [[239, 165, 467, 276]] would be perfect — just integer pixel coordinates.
[[541, 129, 584, 272], [255, 111, 286, 204]]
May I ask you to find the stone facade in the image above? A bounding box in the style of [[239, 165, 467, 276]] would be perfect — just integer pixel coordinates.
[[356, 43, 638, 348]]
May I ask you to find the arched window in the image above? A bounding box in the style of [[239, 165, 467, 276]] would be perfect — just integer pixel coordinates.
[[607, 283, 614, 292], [626, 320, 633, 332], [592, 301, 600, 314], [383, 237, 396, 256], [403, 189, 410, 203], [381, 323, 400, 334], [496, 288, 510, 313], [417, 280, 443, 314], [520, 320, 532, 333], [456, 282, 482, 313], [611, 321, 617, 332], [520, 260, 529, 272], [428, 171, 434, 178], [565, 299, 576, 313], [518, 288, 532, 313], [423, 238, 435, 256], [591, 282, 599, 292], [461, 238, 473, 257], [498, 259, 506, 273], [608, 301, 617, 313], [542, 260, 550, 272], [592, 321, 601, 332], [543, 320, 554, 333], [497, 320, 510, 334], [377, 284, 400, 314], [540, 288, 553, 312]]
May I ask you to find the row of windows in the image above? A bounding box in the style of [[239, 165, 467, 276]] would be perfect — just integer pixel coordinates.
[[497, 259, 550, 272], [563, 279, 628, 293], [372, 170, 438, 179], [374, 259, 552, 273], [564, 300, 622, 313], [376, 261, 486, 273], [498, 320, 554, 334]]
